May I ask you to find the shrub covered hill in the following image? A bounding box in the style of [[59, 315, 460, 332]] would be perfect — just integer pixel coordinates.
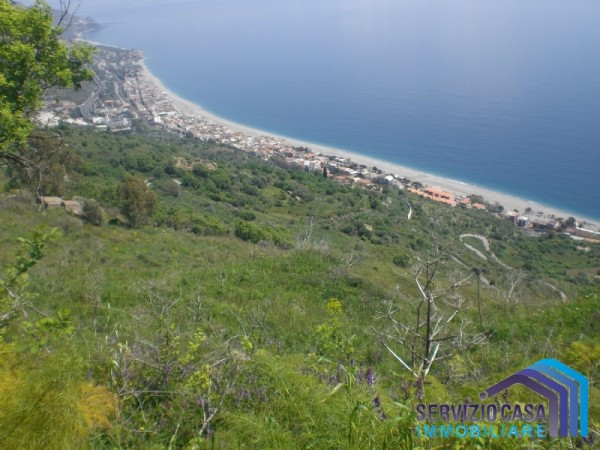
[[1, 125, 599, 449]]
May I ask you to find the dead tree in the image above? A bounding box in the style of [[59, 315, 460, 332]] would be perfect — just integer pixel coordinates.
[[374, 240, 488, 401], [505, 269, 527, 305]]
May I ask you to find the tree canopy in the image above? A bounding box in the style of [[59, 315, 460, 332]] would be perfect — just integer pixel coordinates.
[[0, 0, 94, 164], [117, 175, 158, 227]]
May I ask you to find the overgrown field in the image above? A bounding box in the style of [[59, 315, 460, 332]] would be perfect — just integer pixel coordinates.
[[1, 127, 598, 448]]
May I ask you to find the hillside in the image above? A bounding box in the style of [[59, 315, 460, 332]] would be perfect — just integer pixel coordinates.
[[1, 126, 598, 448]]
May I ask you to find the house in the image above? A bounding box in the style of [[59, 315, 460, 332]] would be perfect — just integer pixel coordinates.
[[108, 118, 132, 132], [530, 219, 549, 231], [341, 167, 359, 176], [505, 211, 519, 225], [528, 219, 559, 232], [39, 196, 63, 208], [333, 175, 352, 184], [353, 177, 372, 186], [423, 187, 457, 206], [408, 186, 456, 206], [63, 200, 83, 216], [565, 227, 600, 242], [517, 216, 530, 227], [38, 196, 84, 216]]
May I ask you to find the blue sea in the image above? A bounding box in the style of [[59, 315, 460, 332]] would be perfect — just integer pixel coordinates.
[[63, 0, 600, 219]]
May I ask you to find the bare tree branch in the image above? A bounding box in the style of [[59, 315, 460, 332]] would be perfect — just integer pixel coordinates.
[[373, 235, 487, 400]]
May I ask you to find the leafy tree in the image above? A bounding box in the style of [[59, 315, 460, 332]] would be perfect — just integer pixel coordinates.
[[117, 175, 158, 227], [0, 0, 94, 178], [81, 199, 104, 226], [156, 177, 181, 197], [6, 130, 81, 196]]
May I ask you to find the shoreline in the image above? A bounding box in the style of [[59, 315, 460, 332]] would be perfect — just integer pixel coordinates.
[[139, 58, 599, 230]]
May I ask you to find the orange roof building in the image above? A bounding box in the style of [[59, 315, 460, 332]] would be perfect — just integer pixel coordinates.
[[409, 186, 456, 206]]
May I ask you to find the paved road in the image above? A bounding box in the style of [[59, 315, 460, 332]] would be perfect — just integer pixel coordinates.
[[79, 78, 104, 120]]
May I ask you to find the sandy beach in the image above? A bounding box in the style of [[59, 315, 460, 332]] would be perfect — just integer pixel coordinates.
[[140, 60, 600, 231]]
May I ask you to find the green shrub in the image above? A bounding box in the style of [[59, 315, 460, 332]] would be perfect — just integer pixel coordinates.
[[239, 210, 256, 221], [190, 215, 228, 236], [82, 200, 104, 226], [234, 220, 268, 243], [393, 254, 410, 267], [156, 178, 181, 197]]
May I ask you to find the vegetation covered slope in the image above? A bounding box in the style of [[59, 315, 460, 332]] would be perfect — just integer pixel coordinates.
[[1, 125, 598, 448], [1, 2, 598, 447]]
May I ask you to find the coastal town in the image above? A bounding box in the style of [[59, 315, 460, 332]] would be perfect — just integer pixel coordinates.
[[38, 45, 600, 242]]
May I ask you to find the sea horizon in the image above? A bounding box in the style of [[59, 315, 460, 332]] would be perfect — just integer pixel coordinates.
[[76, 0, 600, 222]]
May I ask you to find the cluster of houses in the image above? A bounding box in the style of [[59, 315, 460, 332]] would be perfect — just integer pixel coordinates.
[[504, 211, 560, 231], [39, 47, 598, 242], [39, 196, 83, 216], [89, 99, 134, 132], [36, 101, 78, 128], [503, 210, 600, 242], [37, 99, 133, 132]]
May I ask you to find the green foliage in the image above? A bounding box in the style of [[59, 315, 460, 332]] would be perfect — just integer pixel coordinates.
[[5, 130, 82, 196], [234, 219, 292, 248], [314, 299, 355, 360], [238, 210, 256, 221], [0, 0, 94, 161], [0, 346, 116, 449], [0, 227, 115, 449], [155, 177, 181, 197], [234, 219, 268, 243], [117, 175, 158, 227], [20, 307, 75, 352], [82, 199, 104, 226], [217, 351, 414, 449], [153, 205, 228, 235], [0, 226, 60, 333], [393, 254, 410, 267]]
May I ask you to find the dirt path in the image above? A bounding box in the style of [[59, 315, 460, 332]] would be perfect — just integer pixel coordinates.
[[460, 234, 513, 270], [459, 234, 567, 300], [404, 199, 412, 220]]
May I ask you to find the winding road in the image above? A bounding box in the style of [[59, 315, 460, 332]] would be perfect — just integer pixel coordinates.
[[404, 199, 412, 220], [460, 234, 513, 271], [459, 233, 567, 300]]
